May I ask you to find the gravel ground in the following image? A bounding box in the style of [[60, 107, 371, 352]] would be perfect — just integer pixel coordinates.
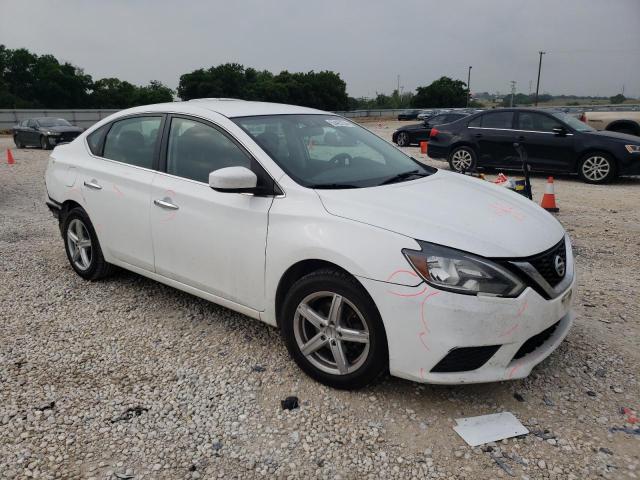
[[1, 125, 639, 480]]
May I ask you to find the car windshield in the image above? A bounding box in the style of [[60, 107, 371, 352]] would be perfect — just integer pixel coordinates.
[[233, 114, 436, 188], [551, 112, 594, 132], [38, 118, 72, 127]]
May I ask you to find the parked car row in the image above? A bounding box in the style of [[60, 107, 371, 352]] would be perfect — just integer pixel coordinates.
[[12, 117, 84, 149], [420, 108, 640, 184], [393, 112, 471, 146]]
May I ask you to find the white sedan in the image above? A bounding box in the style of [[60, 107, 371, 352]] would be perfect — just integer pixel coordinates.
[[44, 99, 575, 389]]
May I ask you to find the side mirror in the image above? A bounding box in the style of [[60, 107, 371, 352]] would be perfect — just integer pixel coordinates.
[[552, 127, 567, 136], [209, 166, 257, 193]]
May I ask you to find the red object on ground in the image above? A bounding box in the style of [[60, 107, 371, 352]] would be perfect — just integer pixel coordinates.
[[540, 176, 559, 212], [7, 149, 15, 165], [420, 141, 428, 154]]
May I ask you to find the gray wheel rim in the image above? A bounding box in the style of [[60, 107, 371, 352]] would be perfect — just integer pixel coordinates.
[[451, 149, 473, 171], [67, 219, 92, 270], [294, 291, 370, 376], [582, 156, 610, 181], [397, 133, 408, 146]]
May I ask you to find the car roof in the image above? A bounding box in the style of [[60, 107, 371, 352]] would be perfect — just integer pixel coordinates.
[[121, 99, 330, 118]]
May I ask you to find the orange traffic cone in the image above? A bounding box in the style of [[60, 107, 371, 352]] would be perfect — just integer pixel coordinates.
[[7, 149, 15, 165], [540, 176, 559, 212], [420, 141, 428, 155]]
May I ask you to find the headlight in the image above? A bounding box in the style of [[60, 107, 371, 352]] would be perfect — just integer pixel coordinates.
[[625, 145, 640, 154], [46, 131, 61, 136], [403, 241, 525, 297]]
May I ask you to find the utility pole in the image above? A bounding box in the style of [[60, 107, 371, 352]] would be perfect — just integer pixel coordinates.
[[534, 51, 546, 106], [397, 74, 401, 107], [510, 81, 516, 107], [466, 66, 472, 107]]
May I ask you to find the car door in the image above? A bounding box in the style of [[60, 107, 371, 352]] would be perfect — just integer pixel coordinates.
[[149, 115, 274, 310], [81, 115, 164, 271], [514, 111, 575, 172], [26, 119, 39, 145], [469, 111, 518, 167]]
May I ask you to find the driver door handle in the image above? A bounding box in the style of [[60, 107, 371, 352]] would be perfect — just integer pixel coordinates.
[[83, 180, 102, 190], [154, 199, 179, 210]]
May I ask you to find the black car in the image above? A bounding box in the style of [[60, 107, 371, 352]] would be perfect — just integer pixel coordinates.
[[392, 112, 470, 147], [13, 117, 83, 150], [427, 108, 640, 184], [397, 110, 421, 121]]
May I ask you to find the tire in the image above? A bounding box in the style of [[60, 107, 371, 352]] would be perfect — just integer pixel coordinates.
[[62, 207, 114, 280], [40, 135, 51, 150], [577, 152, 617, 184], [396, 131, 410, 147], [14, 136, 24, 149], [448, 146, 477, 173], [280, 268, 388, 390]]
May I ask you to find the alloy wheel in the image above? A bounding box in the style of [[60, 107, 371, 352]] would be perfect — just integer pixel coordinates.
[[67, 219, 93, 270], [397, 132, 409, 147], [581, 156, 610, 182], [293, 291, 370, 375], [451, 149, 473, 171]]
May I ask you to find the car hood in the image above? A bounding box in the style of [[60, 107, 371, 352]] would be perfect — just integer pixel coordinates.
[[583, 130, 640, 143], [316, 170, 565, 258], [41, 126, 82, 133]]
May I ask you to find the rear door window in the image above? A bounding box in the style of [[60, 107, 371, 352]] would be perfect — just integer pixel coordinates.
[[479, 112, 514, 129], [103, 116, 162, 169]]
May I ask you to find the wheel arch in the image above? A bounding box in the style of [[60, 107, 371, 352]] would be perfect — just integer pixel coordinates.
[[275, 259, 364, 328], [606, 120, 640, 135]]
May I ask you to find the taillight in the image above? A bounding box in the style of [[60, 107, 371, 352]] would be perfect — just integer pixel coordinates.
[[430, 128, 439, 138]]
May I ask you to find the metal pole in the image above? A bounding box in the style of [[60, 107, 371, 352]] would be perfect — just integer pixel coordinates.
[[466, 66, 472, 107], [510, 81, 516, 107], [534, 51, 545, 106]]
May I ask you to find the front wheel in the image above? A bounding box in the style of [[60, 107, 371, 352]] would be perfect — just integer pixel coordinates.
[[280, 269, 388, 389], [396, 132, 410, 147], [448, 146, 477, 173], [40, 135, 51, 150], [578, 152, 617, 184]]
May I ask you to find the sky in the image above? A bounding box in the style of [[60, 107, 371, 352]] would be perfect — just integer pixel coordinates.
[[2, 0, 639, 99]]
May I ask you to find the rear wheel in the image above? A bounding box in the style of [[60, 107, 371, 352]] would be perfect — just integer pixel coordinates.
[[62, 207, 114, 280], [578, 152, 617, 184], [396, 132, 410, 147], [448, 146, 477, 173], [280, 269, 388, 389]]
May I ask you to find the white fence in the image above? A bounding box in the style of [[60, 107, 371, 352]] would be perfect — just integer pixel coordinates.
[[2, 104, 639, 130]]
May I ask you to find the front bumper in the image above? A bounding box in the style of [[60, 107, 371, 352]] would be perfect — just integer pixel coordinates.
[[359, 273, 575, 384]]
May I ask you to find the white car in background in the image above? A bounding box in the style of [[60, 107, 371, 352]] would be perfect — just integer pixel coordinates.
[[45, 99, 575, 389]]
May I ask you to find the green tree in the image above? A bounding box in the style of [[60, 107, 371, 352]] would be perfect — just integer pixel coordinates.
[[412, 77, 468, 108], [610, 94, 626, 104]]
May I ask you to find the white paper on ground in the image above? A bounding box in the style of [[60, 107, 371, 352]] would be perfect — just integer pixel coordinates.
[[453, 412, 529, 447]]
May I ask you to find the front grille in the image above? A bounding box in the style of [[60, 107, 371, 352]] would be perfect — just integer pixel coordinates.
[[528, 239, 566, 287], [513, 320, 560, 360], [431, 345, 500, 373]]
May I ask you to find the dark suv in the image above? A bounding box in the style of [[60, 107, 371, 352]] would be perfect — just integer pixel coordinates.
[[427, 108, 640, 184]]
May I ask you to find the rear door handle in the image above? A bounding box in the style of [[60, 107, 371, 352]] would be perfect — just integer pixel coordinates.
[[473, 133, 483, 138], [154, 198, 179, 210], [83, 180, 102, 190]]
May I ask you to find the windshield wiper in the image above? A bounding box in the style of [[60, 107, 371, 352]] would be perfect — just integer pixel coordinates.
[[308, 183, 360, 189], [379, 170, 429, 186]]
